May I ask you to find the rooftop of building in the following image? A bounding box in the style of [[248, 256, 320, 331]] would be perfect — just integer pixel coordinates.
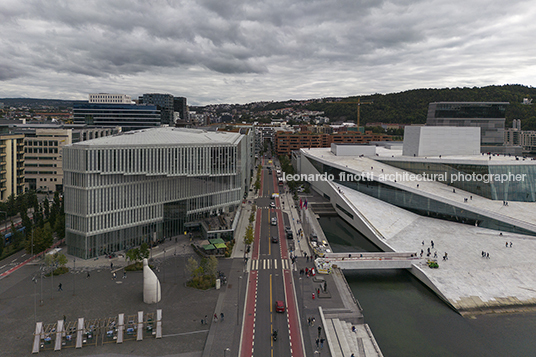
[[72, 127, 243, 147], [302, 147, 536, 231], [372, 146, 536, 166]]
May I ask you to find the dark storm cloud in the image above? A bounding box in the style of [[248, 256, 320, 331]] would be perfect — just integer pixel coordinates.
[[0, 0, 534, 104]]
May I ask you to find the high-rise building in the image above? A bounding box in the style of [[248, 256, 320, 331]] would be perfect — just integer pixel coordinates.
[[0, 134, 25, 201], [174, 96, 188, 121], [63, 127, 252, 259], [426, 102, 508, 146], [139, 93, 175, 125], [72, 103, 161, 132]]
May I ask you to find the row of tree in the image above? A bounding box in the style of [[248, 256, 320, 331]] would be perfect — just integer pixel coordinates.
[[0, 190, 65, 258]]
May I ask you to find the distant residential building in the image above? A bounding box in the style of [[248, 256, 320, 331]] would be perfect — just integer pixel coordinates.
[[426, 102, 508, 146], [89, 93, 132, 104], [0, 134, 25, 201], [274, 131, 392, 155], [73, 103, 161, 132]]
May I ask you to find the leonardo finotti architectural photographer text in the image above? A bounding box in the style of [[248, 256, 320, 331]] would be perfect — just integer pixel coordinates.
[[284, 172, 527, 184]]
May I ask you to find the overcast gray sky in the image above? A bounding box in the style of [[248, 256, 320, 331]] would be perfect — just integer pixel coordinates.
[[1, 0, 535, 105]]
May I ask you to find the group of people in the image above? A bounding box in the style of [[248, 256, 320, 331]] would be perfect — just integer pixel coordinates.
[[201, 313, 224, 325]]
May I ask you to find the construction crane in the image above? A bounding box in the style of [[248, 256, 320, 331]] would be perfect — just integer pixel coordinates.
[[326, 98, 373, 127]]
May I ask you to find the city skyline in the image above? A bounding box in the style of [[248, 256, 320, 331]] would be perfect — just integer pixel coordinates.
[[1, 0, 535, 106]]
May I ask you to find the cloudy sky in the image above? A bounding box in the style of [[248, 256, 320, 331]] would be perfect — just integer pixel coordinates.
[[1, 0, 535, 105]]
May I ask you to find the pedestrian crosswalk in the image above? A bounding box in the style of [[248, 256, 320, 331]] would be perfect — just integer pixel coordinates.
[[249, 258, 295, 271]]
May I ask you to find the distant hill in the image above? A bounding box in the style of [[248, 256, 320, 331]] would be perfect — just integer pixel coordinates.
[[303, 85, 536, 130], [0, 98, 85, 109]]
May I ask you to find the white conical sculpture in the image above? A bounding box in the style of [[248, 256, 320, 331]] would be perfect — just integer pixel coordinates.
[[143, 258, 161, 304]]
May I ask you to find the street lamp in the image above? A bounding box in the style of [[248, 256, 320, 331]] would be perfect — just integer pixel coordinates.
[[72, 258, 76, 296]]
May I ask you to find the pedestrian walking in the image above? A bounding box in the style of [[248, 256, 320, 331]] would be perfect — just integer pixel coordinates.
[[506, 242, 508, 247], [86, 272, 90, 279], [112, 272, 116, 280], [318, 325, 322, 337], [316, 338, 319, 348], [431, 240, 434, 248], [320, 338, 325, 348], [204, 315, 208, 325], [123, 271, 127, 279], [213, 314, 218, 322], [110, 262, 113, 270], [510, 242, 513, 247], [220, 312, 224, 321], [352, 325, 356, 333], [58, 283, 62, 291], [63, 315, 66, 324]]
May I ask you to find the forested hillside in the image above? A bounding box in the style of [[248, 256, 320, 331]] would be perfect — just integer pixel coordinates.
[[304, 85, 536, 130]]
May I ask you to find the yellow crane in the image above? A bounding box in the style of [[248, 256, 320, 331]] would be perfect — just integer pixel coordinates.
[[326, 98, 373, 127]]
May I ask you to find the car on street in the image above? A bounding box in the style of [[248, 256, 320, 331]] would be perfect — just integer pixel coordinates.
[[271, 236, 278, 243], [270, 201, 276, 208], [275, 300, 285, 313], [271, 217, 277, 225]]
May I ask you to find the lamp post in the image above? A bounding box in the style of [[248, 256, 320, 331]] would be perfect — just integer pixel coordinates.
[[72, 258, 76, 296]]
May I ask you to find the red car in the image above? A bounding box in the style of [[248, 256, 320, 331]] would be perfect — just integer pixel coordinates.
[[275, 300, 285, 313]]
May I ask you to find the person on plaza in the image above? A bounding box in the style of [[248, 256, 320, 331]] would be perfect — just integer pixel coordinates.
[[318, 325, 322, 337], [204, 315, 208, 325], [320, 338, 325, 348], [86, 272, 90, 279], [213, 314, 218, 322], [220, 312, 224, 321], [58, 283, 62, 291]]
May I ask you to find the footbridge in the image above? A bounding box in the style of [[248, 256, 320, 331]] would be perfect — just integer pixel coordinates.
[[317, 252, 421, 271]]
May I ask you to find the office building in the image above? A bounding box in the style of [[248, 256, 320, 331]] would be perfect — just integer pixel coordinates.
[[63, 127, 252, 259], [426, 102, 508, 146], [89, 93, 132, 104], [72, 103, 161, 132]]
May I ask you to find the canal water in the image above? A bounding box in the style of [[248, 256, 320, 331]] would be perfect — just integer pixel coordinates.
[[319, 216, 536, 357]]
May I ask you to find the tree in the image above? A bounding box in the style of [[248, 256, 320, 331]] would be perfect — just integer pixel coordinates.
[[244, 224, 254, 246], [139, 243, 150, 260], [203, 256, 219, 277], [54, 214, 65, 239], [43, 197, 50, 220], [126, 248, 140, 263], [185, 256, 202, 278], [27, 225, 53, 254]]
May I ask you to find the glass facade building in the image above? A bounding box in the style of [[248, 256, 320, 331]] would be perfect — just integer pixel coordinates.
[[376, 159, 536, 202], [63, 127, 252, 259], [73, 103, 161, 132], [427, 102, 508, 146], [303, 155, 536, 236]]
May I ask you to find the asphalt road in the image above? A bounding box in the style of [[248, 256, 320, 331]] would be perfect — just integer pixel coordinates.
[[241, 159, 303, 357]]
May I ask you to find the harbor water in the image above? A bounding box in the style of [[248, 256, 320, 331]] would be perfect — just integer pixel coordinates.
[[319, 216, 536, 357]]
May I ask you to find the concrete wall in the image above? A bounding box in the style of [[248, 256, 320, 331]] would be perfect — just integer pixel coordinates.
[[403, 126, 480, 157]]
